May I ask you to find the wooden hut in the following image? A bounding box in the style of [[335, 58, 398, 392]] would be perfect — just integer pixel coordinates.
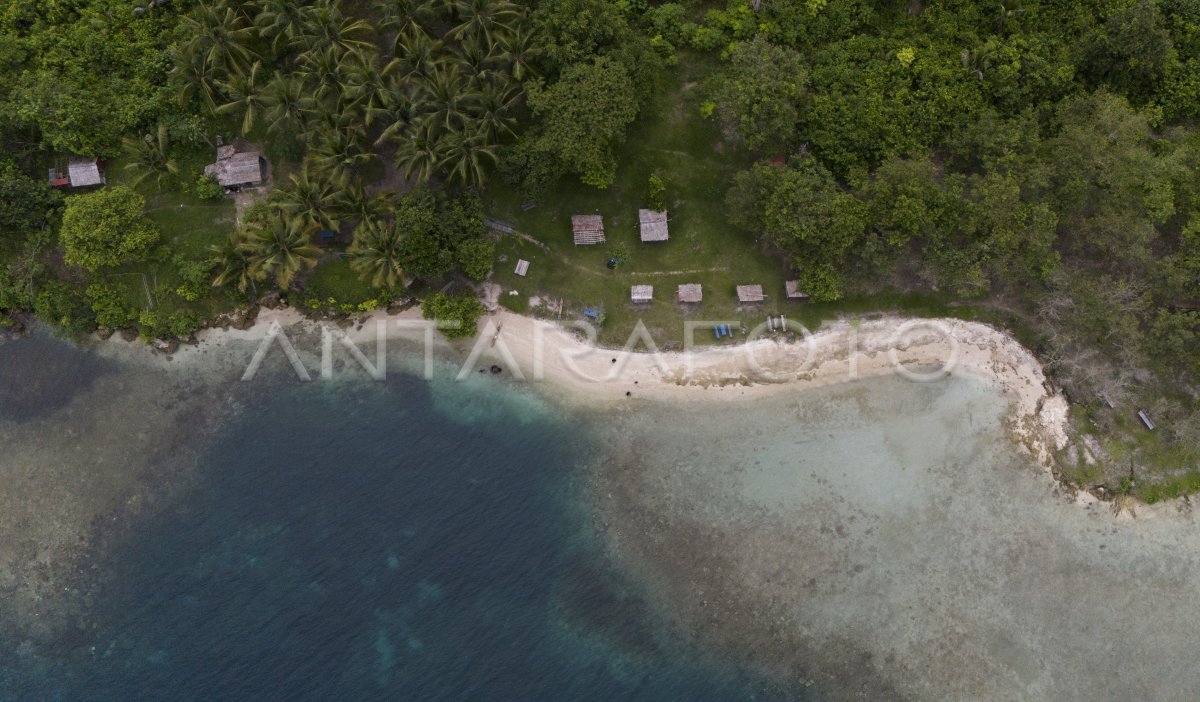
[[631, 284, 653, 303], [204, 147, 265, 188], [66, 157, 105, 187], [785, 280, 810, 301], [737, 284, 765, 303], [638, 209, 668, 242], [514, 259, 530, 276], [571, 215, 605, 245], [677, 283, 703, 303]]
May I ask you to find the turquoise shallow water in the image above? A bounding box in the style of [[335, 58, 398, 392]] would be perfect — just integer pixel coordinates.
[[10, 328, 1200, 701], [0, 332, 787, 701]]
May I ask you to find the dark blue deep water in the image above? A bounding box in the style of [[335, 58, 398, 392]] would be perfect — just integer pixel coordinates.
[[0, 345, 779, 701]]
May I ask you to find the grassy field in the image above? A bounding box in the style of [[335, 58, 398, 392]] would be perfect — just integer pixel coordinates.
[[482, 56, 1036, 348], [97, 155, 242, 330], [484, 56, 801, 346]]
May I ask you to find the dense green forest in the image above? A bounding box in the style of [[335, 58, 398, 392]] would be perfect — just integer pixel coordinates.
[[3, 0, 1200, 497]]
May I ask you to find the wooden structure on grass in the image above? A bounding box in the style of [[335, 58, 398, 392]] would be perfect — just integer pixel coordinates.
[[638, 209, 669, 242], [631, 285, 653, 303], [514, 259, 529, 276], [205, 145, 265, 188], [57, 157, 105, 188], [571, 215, 605, 245], [677, 283, 702, 303], [737, 284, 764, 303], [1138, 409, 1156, 431], [785, 280, 810, 301]]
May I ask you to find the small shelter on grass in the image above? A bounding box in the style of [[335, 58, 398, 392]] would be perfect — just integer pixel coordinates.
[[785, 280, 809, 301], [677, 283, 702, 303], [514, 259, 530, 276], [572, 215, 605, 245], [737, 284, 764, 303], [631, 284, 653, 303], [638, 209, 668, 242], [66, 157, 105, 187], [205, 146, 265, 189]]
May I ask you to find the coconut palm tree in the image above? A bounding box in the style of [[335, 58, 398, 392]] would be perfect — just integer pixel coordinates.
[[337, 180, 394, 223], [243, 213, 320, 290], [450, 0, 521, 45], [309, 123, 376, 184], [468, 79, 520, 141], [295, 0, 375, 58], [496, 24, 539, 82], [416, 63, 469, 135], [298, 44, 353, 109], [216, 61, 268, 135], [454, 33, 503, 85], [375, 0, 435, 40], [210, 230, 257, 294], [122, 123, 180, 192], [437, 126, 496, 187], [349, 216, 407, 288], [261, 73, 313, 136], [394, 128, 443, 185], [171, 49, 223, 112], [253, 0, 312, 55], [373, 81, 422, 146], [178, 2, 258, 77], [271, 164, 340, 230], [344, 50, 390, 125], [387, 26, 445, 81]]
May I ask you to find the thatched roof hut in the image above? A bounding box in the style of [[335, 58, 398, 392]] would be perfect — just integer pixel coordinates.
[[631, 284, 653, 303], [67, 157, 105, 187], [677, 283, 702, 303], [638, 209, 668, 242], [205, 149, 265, 188], [785, 280, 809, 300], [572, 215, 605, 245], [737, 284, 764, 303]]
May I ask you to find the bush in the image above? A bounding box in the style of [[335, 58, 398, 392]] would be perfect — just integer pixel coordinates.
[[34, 281, 95, 335], [422, 292, 485, 340], [59, 186, 158, 271], [643, 3, 687, 43], [647, 173, 667, 210], [194, 174, 225, 201], [457, 238, 496, 281], [85, 283, 135, 328]]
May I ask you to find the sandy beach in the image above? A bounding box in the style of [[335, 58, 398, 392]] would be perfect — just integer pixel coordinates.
[[103, 306, 1071, 475]]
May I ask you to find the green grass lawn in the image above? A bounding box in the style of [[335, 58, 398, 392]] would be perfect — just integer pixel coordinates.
[[305, 256, 379, 307], [95, 157, 242, 331], [485, 55, 802, 346], [482, 56, 1039, 347]]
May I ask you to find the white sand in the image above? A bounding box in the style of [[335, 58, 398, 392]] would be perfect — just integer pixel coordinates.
[[98, 307, 1071, 475]]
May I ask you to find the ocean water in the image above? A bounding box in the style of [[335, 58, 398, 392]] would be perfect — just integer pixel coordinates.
[[0, 330, 780, 701], [7, 328, 1200, 701]]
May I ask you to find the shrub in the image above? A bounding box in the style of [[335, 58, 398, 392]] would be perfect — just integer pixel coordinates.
[[194, 174, 225, 201], [34, 281, 95, 335], [647, 173, 667, 210], [422, 292, 485, 340], [59, 186, 158, 271]]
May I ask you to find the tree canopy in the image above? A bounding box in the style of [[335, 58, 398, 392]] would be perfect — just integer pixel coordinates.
[[58, 187, 158, 271]]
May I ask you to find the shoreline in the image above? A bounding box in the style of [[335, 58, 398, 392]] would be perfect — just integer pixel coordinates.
[[93, 305, 1073, 480], [83, 301, 1200, 518]]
